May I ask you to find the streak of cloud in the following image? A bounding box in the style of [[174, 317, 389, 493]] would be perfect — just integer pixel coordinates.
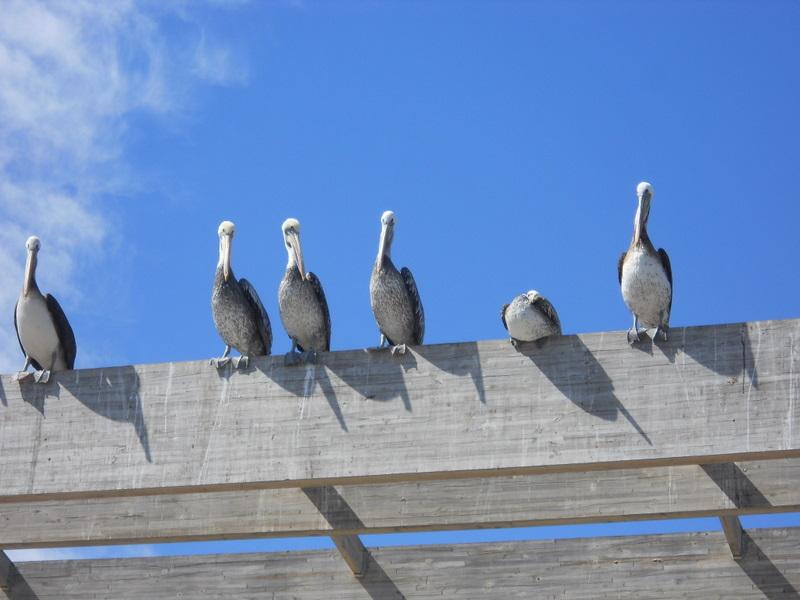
[[0, 0, 247, 371]]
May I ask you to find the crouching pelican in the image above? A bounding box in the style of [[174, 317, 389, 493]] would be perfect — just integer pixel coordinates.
[[501, 290, 561, 346], [14, 236, 76, 383], [370, 211, 424, 354], [618, 182, 672, 343], [211, 221, 272, 368], [278, 218, 331, 365]]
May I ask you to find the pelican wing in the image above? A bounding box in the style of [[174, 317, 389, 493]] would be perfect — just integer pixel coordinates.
[[401, 267, 425, 345], [500, 303, 510, 332], [306, 272, 331, 352], [532, 294, 562, 334], [617, 251, 626, 285], [239, 278, 272, 355], [45, 294, 76, 369], [657, 247, 673, 321]]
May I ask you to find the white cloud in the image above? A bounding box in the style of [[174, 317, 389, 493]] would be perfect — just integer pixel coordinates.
[[0, 0, 247, 372], [8, 543, 160, 562], [193, 32, 249, 85]]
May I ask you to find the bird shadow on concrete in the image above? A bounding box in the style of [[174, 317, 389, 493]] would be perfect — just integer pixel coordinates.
[[627, 335, 680, 366], [13, 375, 59, 416], [518, 335, 652, 446], [414, 342, 486, 405], [680, 323, 759, 392], [260, 356, 350, 432], [60, 366, 152, 463], [303, 486, 407, 599], [326, 348, 416, 413], [736, 531, 799, 599]]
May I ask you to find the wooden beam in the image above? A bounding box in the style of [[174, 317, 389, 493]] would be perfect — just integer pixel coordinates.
[[2, 459, 798, 549], [720, 515, 745, 559], [0, 319, 798, 500], [8, 528, 800, 599]]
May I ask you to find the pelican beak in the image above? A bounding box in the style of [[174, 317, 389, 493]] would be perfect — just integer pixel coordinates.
[[633, 193, 649, 245], [378, 221, 391, 259], [221, 233, 232, 282], [289, 230, 305, 279], [23, 249, 36, 297]]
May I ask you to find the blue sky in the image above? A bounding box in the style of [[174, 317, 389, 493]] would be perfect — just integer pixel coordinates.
[[2, 0, 799, 561]]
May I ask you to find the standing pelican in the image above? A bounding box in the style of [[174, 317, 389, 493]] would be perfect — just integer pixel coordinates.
[[14, 236, 76, 383], [211, 221, 272, 368], [370, 210, 424, 354], [501, 290, 561, 346], [618, 182, 672, 343], [278, 218, 331, 365]]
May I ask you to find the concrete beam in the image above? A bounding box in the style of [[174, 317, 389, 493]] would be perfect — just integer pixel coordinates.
[[8, 528, 800, 599]]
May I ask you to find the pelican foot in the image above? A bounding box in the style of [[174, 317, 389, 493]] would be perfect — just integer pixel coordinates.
[[643, 327, 669, 342], [627, 328, 646, 345], [510, 338, 519, 349], [15, 370, 33, 382], [210, 357, 231, 369], [391, 344, 408, 355], [303, 351, 318, 365], [232, 355, 249, 369], [284, 351, 302, 367], [33, 370, 51, 384]]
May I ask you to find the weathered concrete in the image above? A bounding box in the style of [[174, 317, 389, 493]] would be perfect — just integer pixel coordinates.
[[1, 459, 798, 549], [0, 320, 797, 501], [5, 528, 800, 599]]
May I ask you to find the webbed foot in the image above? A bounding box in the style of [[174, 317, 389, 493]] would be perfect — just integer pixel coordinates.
[[303, 351, 318, 365], [232, 355, 249, 369], [15, 371, 33, 382], [651, 327, 668, 342], [627, 328, 646, 344], [284, 351, 302, 367], [34, 370, 51, 384], [391, 344, 407, 355], [210, 357, 231, 369], [510, 338, 519, 349]]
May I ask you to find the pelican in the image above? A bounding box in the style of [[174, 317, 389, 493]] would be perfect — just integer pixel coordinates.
[[370, 210, 424, 354], [278, 218, 331, 365], [618, 182, 672, 343], [211, 221, 272, 368], [14, 236, 76, 383], [501, 290, 561, 346]]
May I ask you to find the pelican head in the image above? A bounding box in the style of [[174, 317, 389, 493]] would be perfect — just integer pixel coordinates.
[[633, 181, 653, 244], [282, 218, 305, 278], [525, 290, 541, 303], [636, 181, 654, 200], [217, 221, 235, 282], [22, 235, 41, 296], [378, 210, 396, 259]]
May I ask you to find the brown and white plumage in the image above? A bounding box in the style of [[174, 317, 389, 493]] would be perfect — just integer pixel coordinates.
[[619, 182, 672, 343], [14, 236, 77, 383], [278, 218, 331, 365], [369, 211, 424, 354], [211, 221, 272, 369], [501, 290, 562, 345]]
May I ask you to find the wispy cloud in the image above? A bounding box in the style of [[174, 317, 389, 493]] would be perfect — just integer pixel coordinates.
[[8, 543, 160, 563], [0, 0, 247, 372]]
